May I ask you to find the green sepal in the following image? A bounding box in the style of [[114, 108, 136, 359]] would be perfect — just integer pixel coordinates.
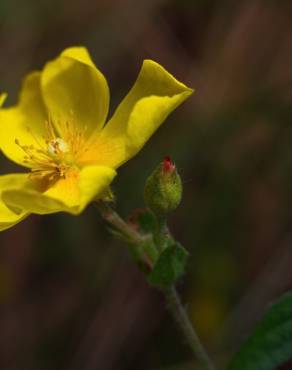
[[128, 208, 157, 235], [228, 292, 292, 370], [128, 239, 157, 273], [148, 242, 188, 288], [127, 208, 159, 264]]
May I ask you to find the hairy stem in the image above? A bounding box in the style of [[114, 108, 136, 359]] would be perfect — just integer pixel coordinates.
[[165, 286, 216, 370], [153, 216, 168, 251], [96, 201, 146, 245], [96, 201, 216, 370], [96, 201, 158, 265]]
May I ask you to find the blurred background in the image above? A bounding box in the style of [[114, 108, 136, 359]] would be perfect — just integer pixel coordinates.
[[1, 0, 292, 369]]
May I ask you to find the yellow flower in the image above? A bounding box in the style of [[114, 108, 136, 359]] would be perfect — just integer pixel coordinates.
[[0, 47, 193, 230]]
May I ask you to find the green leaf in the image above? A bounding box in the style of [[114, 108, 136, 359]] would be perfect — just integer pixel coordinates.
[[228, 292, 292, 370], [148, 243, 188, 287]]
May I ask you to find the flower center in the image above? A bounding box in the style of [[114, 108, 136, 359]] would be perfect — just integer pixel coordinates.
[[15, 118, 88, 191], [47, 138, 69, 156]]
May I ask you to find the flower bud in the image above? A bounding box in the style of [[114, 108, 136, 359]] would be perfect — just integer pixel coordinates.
[[144, 156, 182, 217]]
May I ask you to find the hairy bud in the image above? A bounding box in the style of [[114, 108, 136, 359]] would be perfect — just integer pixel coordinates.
[[144, 156, 182, 217]]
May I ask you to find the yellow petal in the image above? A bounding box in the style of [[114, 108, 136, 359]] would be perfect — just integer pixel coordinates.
[[0, 174, 29, 231], [41, 46, 110, 139], [0, 93, 7, 107], [61, 46, 96, 67], [2, 166, 116, 215], [81, 60, 193, 168], [0, 73, 47, 167], [0, 202, 27, 231]]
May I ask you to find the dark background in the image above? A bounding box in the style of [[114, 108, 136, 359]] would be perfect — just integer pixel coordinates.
[[1, 0, 292, 369]]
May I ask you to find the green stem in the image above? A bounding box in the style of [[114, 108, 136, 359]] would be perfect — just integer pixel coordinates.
[[153, 216, 168, 251], [154, 217, 215, 370], [96, 201, 216, 370], [96, 201, 145, 245], [165, 286, 216, 370], [96, 201, 158, 264]]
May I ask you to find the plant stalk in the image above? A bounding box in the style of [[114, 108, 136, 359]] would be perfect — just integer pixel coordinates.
[[96, 201, 146, 245], [96, 201, 216, 370], [164, 285, 216, 370]]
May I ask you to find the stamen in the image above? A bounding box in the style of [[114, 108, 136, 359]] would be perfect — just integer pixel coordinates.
[[16, 113, 88, 189]]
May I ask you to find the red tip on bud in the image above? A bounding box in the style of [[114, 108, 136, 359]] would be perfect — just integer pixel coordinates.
[[163, 156, 175, 173]]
